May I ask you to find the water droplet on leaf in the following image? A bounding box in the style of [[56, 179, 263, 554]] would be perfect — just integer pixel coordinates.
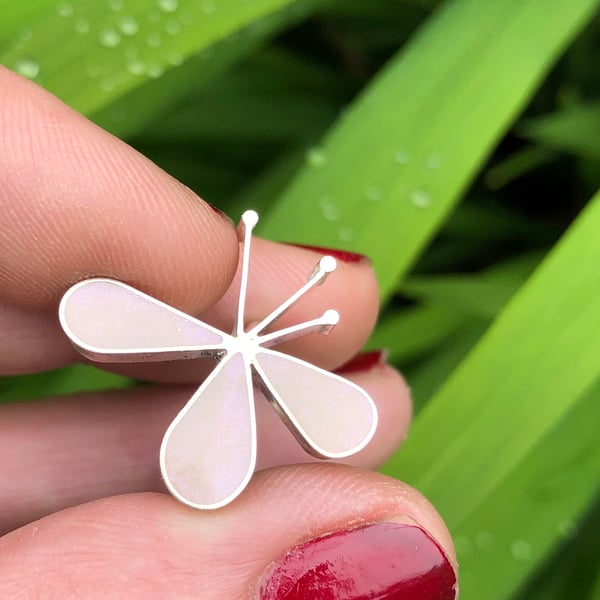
[[127, 59, 146, 76], [167, 51, 183, 66], [56, 2, 74, 17], [410, 189, 432, 209], [395, 149, 410, 164], [146, 63, 164, 78], [338, 226, 354, 242], [14, 58, 39, 79], [99, 28, 121, 48], [306, 147, 327, 167], [157, 0, 179, 12], [510, 540, 532, 561], [100, 79, 116, 92], [118, 16, 139, 36], [364, 185, 381, 202], [319, 197, 339, 222], [201, 0, 215, 13], [427, 154, 443, 169], [558, 519, 576, 538]]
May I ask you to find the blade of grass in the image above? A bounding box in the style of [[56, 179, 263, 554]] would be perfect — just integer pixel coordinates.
[[520, 101, 600, 160], [455, 380, 600, 600], [0, 0, 54, 44], [405, 323, 486, 412], [141, 91, 338, 143], [484, 145, 559, 190], [225, 151, 304, 218], [367, 306, 467, 364], [401, 253, 542, 320], [0, 0, 319, 115], [258, 0, 600, 301], [518, 498, 600, 600], [382, 189, 600, 530], [590, 569, 600, 600], [91, 4, 329, 138]]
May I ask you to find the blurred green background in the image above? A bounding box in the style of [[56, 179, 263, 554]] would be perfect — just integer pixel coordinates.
[[1, 0, 600, 598]]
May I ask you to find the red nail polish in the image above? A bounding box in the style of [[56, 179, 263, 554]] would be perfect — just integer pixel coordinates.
[[286, 243, 369, 264], [259, 522, 457, 600], [336, 350, 387, 374]]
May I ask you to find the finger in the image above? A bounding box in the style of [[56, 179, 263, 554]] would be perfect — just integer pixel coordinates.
[[0, 67, 378, 376], [0, 302, 76, 374], [0, 234, 378, 376], [0, 353, 409, 534], [105, 239, 379, 382], [0, 468, 457, 599], [0, 67, 239, 365]]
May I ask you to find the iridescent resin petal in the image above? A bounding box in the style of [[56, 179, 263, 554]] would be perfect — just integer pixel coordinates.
[[59, 279, 224, 361], [254, 349, 378, 459], [161, 353, 256, 509]]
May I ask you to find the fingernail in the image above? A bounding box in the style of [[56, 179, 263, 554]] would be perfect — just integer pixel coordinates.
[[336, 349, 387, 374], [259, 521, 457, 600], [285, 243, 370, 264]]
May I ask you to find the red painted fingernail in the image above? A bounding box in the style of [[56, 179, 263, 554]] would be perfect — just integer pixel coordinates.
[[286, 243, 369, 264], [259, 522, 457, 600], [336, 349, 387, 374]]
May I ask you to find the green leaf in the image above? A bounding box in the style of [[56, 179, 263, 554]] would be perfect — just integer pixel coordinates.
[[382, 189, 600, 531], [0, 0, 315, 115], [367, 306, 466, 364], [258, 0, 600, 300], [520, 101, 600, 160], [455, 381, 600, 600], [141, 90, 337, 144], [401, 253, 541, 320], [90, 7, 329, 138], [406, 323, 486, 410], [484, 145, 559, 190], [518, 499, 600, 600], [590, 569, 600, 600], [0, 0, 55, 44]]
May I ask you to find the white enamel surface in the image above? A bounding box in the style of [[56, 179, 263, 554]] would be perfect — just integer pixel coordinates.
[[254, 349, 378, 458], [59, 279, 224, 360], [160, 353, 256, 509]]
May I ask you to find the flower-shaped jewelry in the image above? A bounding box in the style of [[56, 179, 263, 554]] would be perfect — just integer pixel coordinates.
[[59, 210, 378, 509]]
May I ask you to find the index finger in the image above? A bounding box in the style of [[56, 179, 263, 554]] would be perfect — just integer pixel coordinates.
[[0, 66, 239, 312]]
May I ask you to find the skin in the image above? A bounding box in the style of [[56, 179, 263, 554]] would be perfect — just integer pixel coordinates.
[[0, 66, 456, 598]]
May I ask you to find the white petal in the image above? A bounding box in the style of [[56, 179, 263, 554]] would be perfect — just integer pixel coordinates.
[[59, 279, 225, 362], [161, 353, 256, 509], [254, 349, 378, 459]]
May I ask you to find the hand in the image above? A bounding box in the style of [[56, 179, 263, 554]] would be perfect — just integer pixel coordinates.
[[0, 67, 457, 599]]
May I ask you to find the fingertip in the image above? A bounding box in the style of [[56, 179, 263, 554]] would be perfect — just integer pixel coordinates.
[[0, 469, 456, 599], [0, 67, 240, 313]]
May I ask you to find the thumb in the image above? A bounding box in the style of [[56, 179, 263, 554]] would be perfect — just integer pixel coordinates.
[[0, 465, 457, 600]]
